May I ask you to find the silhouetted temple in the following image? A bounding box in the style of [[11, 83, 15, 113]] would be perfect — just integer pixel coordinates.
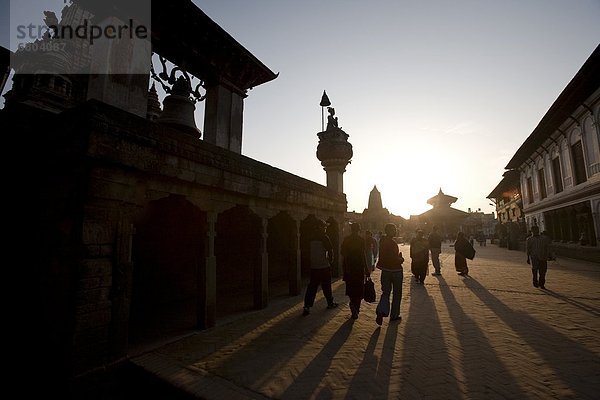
[[410, 189, 468, 237], [2, 0, 353, 392], [350, 186, 405, 233]]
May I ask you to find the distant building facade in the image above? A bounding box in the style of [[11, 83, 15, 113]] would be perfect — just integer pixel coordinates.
[[462, 209, 497, 239], [487, 169, 526, 249], [502, 45, 600, 262]]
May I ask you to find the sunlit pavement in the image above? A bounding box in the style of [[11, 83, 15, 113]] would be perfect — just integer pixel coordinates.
[[132, 243, 600, 399]]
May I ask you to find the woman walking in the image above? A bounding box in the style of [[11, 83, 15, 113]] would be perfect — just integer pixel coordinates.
[[375, 223, 405, 325], [454, 231, 474, 276], [341, 223, 370, 319]]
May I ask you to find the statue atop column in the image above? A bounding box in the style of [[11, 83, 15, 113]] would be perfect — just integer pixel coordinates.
[[316, 92, 352, 193], [326, 107, 339, 130]]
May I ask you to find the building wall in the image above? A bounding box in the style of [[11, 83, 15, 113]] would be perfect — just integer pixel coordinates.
[[13, 99, 348, 382], [519, 88, 600, 249]]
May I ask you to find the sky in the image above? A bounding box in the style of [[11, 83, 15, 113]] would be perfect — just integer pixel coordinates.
[[192, 0, 600, 218], [2, 1, 600, 219]]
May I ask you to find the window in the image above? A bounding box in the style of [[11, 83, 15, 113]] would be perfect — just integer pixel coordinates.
[[537, 168, 547, 199], [552, 157, 563, 193], [526, 177, 534, 204], [584, 116, 600, 176], [571, 140, 587, 185]]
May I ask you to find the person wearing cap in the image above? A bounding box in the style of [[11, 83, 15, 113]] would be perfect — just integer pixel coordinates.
[[302, 219, 338, 316], [410, 229, 430, 284], [341, 222, 371, 319], [375, 223, 405, 325]]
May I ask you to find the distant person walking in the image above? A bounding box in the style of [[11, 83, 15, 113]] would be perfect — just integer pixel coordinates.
[[428, 226, 442, 276], [410, 229, 430, 284], [375, 223, 405, 325], [454, 231, 474, 276], [526, 225, 553, 289], [341, 223, 371, 319], [365, 230, 378, 272], [303, 219, 338, 316]]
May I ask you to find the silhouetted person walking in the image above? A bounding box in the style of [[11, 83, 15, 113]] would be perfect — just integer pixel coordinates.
[[303, 219, 338, 316], [410, 229, 430, 284], [375, 223, 404, 325], [454, 231, 473, 276], [428, 226, 442, 276], [341, 223, 370, 319], [526, 225, 553, 289]]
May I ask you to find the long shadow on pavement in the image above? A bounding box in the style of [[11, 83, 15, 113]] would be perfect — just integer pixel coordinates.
[[543, 289, 600, 318], [280, 319, 355, 399], [465, 278, 600, 400], [189, 286, 348, 388], [398, 279, 463, 399], [438, 277, 532, 399], [344, 328, 381, 399], [159, 282, 346, 363]]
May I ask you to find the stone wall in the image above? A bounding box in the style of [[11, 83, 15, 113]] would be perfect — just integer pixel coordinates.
[[19, 99, 348, 380]]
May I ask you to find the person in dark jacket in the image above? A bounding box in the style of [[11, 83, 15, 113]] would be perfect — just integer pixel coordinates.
[[526, 225, 553, 289], [454, 231, 472, 276], [428, 225, 443, 276], [303, 219, 338, 316], [375, 223, 405, 325], [410, 229, 430, 284], [341, 223, 370, 319]]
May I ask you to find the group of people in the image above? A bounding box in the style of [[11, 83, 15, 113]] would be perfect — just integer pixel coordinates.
[[302, 220, 552, 324], [302, 220, 405, 322]]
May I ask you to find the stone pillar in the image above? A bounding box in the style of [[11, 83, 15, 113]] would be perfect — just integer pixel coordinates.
[[316, 127, 353, 194], [110, 219, 134, 360], [324, 162, 347, 193], [254, 218, 269, 309], [592, 199, 600, 246], [202, 212, 217, 328], [289, 220, 302, 295], [203, 83, 245, 153]]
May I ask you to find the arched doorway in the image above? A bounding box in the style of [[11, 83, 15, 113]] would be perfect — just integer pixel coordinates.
[[215, 206, 261, 317], [267, 212, 297, 298], [300, 215, 320, 276], [129, 195, 207, 348]]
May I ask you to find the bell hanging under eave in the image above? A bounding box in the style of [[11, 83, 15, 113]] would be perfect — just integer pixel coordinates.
[[157, 76, 201, 137]]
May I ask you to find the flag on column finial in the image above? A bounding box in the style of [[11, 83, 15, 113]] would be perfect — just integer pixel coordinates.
[[320, 90, 331, 107]]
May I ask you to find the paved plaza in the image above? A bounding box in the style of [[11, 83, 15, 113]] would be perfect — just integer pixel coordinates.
[[132, 243, 600, 399]]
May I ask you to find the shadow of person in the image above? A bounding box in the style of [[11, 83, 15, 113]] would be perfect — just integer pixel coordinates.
[[344, 329, 381, 399], [280, 319, 355, 399], [437, 276, 530, 399], [464, 277, 600, 399], [542, 289, 600, 318], [398, 279, 463, 399]]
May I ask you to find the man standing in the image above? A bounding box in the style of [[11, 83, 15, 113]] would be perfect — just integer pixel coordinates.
[[303, 219, 338, 315], [410, 229, 430, 284], [526, 225, 553, 289], [428, 225, 442, 276], [341, 223, 370, 319]]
